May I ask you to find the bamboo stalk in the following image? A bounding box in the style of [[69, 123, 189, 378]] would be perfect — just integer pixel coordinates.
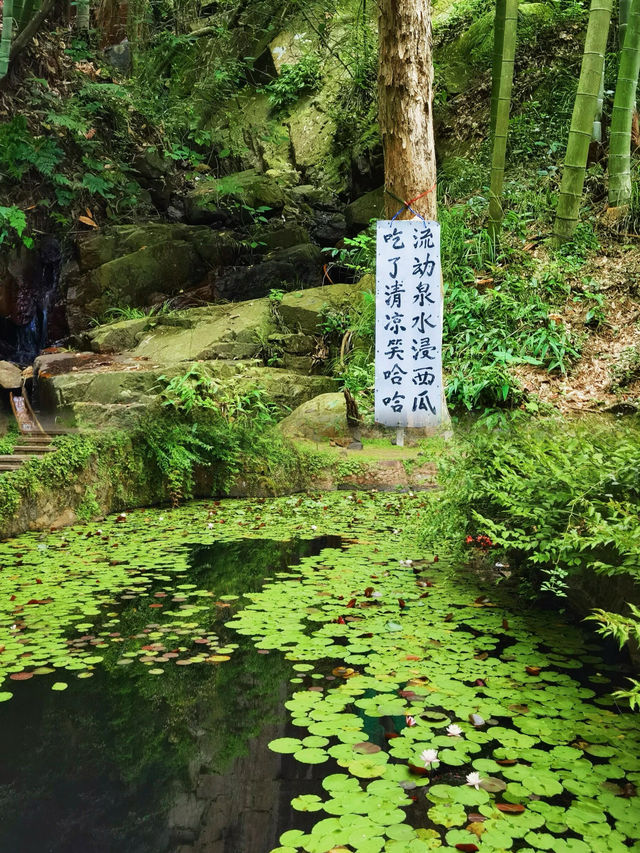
[[554, 0, 613, 243], [490, 0, 507, 138], [609, 0, 640, 207], [620, 0, 631, 47], [0, 0, 14, 78], [488, 0, 518, 234]]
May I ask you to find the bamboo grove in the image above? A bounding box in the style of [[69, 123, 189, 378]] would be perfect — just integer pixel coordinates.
[[490, 0, 640, 241]]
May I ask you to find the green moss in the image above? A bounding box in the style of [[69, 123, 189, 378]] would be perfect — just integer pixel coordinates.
[[75, 487, 101, 522]]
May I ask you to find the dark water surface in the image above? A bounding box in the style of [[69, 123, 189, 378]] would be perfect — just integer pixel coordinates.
[[0, 537, 340, 853]]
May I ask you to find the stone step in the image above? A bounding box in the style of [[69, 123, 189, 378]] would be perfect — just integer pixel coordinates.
[[0, 462, 23, 471], [0, 454, 43, 462], [13, 445, 55, 453]]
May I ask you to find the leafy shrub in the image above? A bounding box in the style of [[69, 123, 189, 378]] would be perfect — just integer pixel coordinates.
[[0, 205, 32, 249], [418, 417, 640, 599], [265, 55, 322, 111], [586, 605, 640, 709], [0, 116, 64, 180]]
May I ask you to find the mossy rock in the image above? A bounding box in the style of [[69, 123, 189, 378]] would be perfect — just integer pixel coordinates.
[[36, 353, 248, 410], [88, 318, 150, 354], [75, 224, 235, 273], [129, 299, 273, 363], [68, 226, 239, 334], [187, 169, 287, 216], [278, 392, 349, 440], [344, 187, 384, 231], [255, 224, 311, 250], [278, 283, 364, 334], [287, 97, 343, 191]]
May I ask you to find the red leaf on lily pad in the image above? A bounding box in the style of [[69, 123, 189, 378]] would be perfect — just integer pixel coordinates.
[[346, 599, 356, 608], [525, 666, 541, 676], [10, 671, 33, 680], [455, 844, 479, 852], [496, 803, 525, 814]]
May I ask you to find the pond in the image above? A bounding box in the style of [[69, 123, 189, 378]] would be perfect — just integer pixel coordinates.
[[0, 493, 639, 853]]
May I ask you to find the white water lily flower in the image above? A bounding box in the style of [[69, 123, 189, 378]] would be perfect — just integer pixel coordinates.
[[466, 771, 483, 789], [447, 724, 464, 737], [372, 591, 383, 598], [399, 559, 413, 567], [420, 748, 439, 768], [311, 525, 317, 531], [207, 522, 214, 529]]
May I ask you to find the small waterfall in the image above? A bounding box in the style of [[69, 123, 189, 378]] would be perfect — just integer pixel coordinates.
[[0, 236, 62, 365]]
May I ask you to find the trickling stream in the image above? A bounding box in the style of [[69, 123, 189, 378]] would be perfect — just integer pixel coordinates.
[[0, 494, 638, 853]]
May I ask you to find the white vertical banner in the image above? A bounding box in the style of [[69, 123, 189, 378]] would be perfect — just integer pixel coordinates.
[[374, 219, 444, 428]]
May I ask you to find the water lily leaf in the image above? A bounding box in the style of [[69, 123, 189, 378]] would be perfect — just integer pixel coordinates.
[[428, 802, 466, 827], [292, 794, 325, 812], [348, 759, 387, 779], [479, 777, 507, 793], [268, 737, 302, 754], [353, 742, 381, 754], [294, 747, 329, 764], [496, 803, 526, 814], [51, 682, 68, 691]]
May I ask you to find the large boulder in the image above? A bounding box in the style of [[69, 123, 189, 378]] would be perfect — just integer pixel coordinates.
[[68, 225, 240, 333], [129, 299, 273, 363], [278, 282, 365, 334], [215, 244, 323, 301], [87, 318, 150, 354], [287, 98, 341, 190], [37, 353, 333, 428], [184, 169, 288, 225], [344, 187, 384, 231], [278, 392, 349, 440], [36, 355, 249, 412], [0, 360, 22, 389]]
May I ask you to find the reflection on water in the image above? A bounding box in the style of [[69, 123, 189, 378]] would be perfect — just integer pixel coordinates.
[[0, 537, 340, 853]]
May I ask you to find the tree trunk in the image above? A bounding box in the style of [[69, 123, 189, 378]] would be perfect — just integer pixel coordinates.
[[609, 0, 640, 207], [554, 0, 613, 243], [378, 0, 437, 220], [0, 0, 14, 78], [488, 0, 518, 235], [490, 0, 507, 138]]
